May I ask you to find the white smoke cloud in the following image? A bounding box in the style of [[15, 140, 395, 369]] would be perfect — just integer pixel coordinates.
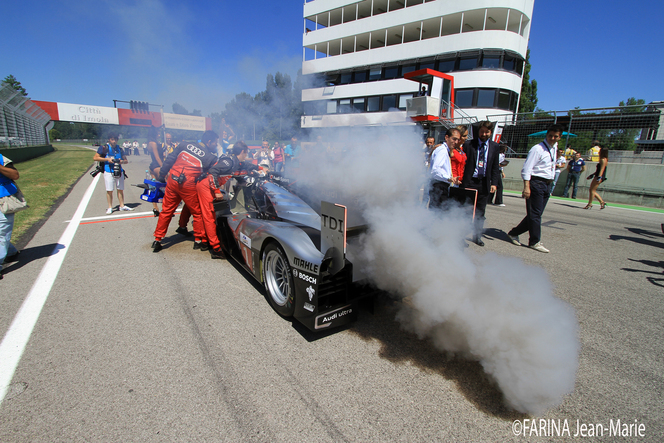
[[293, 122, 579, 415]]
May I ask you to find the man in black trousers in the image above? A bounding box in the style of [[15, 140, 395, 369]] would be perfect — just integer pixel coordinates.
[[507, 124, 563, 253], [459, 121, 500, 246]]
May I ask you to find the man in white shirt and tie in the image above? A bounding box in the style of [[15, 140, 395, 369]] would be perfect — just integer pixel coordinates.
[[428, 128, 461, 209], [507, 124, 563, 253]]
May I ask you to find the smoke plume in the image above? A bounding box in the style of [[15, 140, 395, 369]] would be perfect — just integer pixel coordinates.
[[293, 124, 579, 415]]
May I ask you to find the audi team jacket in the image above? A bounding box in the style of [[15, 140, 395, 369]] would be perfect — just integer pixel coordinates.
[[159, 141, 218, 181]]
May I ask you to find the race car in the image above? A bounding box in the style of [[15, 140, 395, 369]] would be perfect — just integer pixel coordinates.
[[214, 172, 370, 332]]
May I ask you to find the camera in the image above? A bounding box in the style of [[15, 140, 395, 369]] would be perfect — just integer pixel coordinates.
[[90, 164, 104, 177], [111, 158, 122, 178]]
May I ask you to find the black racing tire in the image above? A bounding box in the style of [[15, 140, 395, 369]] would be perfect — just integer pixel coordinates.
[[262, 242, 296, 317]]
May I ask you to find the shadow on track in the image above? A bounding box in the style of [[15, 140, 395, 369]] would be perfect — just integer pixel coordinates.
[[622, 258, 664, 288], [346, 294, 528, 421], [609, 227, 664, 249], [1, 243, 65, 276]]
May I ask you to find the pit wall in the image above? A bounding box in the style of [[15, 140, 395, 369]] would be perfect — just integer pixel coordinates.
[[503, 159, 664, 208], [0, 145, 54, 163]]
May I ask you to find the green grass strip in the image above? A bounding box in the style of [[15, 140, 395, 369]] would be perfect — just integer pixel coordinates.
[[504, 189, 664, 214], [9, 145, 94, 243]]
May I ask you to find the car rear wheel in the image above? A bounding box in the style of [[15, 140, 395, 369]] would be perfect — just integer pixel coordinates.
[[263, 243, 295, 317]]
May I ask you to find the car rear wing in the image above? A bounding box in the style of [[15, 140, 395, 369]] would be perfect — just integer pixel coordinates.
[[320, 201, 347, 275]]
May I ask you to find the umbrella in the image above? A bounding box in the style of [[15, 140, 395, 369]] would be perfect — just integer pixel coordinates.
[[527, 130, 577, 137]]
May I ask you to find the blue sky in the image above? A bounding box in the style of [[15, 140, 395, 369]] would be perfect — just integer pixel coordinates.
[[2, 0, 662, 116]]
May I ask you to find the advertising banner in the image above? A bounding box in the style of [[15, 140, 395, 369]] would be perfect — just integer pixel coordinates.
[[56, 102, 119, 125], [163, 113, 207, 131]]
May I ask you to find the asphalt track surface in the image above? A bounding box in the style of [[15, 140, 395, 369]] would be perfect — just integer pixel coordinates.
[[0, 151, 662, 442]]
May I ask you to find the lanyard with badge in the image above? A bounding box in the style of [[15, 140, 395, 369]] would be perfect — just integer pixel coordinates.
[[541, 142, 554, 173]]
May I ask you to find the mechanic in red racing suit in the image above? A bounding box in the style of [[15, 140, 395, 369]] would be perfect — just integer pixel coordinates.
[[197, 141, 263, 259], [152, 130, 219, 252]]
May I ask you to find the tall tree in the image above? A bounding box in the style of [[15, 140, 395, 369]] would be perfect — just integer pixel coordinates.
[[518, 50, 538, 114], [2, 74, 28, 96], [607, 97, 646, 150], [172, 102, 189, 115]]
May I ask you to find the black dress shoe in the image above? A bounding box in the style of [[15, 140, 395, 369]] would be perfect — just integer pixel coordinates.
[[200, 242, 210, 251], [193, 241, 202, 250], [152, 241, 163, 252], [474, 237, 485, 247], [176, 227, 192, 237]]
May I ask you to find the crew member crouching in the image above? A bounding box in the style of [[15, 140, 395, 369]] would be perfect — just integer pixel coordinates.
[[152, 130, 219, 252], [197, 141, 262, 259]]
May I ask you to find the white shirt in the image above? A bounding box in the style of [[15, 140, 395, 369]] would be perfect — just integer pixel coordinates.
[[430, 143, 452, 183], [521, 140, 557, 181]]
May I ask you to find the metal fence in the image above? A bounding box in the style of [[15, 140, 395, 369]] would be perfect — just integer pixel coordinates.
[[486, 104, 663, 162], [0, 84, 51, 147]]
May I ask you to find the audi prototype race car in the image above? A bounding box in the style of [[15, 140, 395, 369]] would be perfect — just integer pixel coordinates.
[[214, 172, 370, 332]]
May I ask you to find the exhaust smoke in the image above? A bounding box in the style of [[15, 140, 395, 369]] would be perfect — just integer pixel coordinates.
[[293, 124, 579, 415]]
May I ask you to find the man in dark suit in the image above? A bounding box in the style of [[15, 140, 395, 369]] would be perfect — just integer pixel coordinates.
[[459, 121, 500, 246]]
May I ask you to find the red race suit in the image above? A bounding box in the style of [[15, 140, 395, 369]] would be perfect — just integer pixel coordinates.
[[197, 155, 260, 249], [153, 141, 217, 242]]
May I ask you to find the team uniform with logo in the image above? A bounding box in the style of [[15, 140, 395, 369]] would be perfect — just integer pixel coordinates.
[[195, 154, 260, 250], [153, 141, 218, 243]]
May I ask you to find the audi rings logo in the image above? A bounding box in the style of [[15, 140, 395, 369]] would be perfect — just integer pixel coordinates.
[[186, 144, 205, 157]]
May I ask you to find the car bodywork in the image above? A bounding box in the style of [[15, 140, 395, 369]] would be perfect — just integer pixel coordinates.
[[214, 174, 368, 331]]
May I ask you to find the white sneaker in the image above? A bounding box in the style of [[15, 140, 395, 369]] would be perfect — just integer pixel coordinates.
[[498, 204, 506, 207], [508, 235, 521, 246], [119, 206, 134, 211], [106, 208, 113, 215], [530, 242, 549, 253]]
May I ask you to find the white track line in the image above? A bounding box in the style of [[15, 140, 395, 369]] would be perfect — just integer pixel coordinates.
[[70, 207, 182, 223], [0, 174, 99, 405]]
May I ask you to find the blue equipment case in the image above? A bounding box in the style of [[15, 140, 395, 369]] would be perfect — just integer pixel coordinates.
[[139, 179, 166, 203]]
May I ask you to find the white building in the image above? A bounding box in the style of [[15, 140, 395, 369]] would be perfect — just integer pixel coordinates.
[[301, 0, 535, 129]]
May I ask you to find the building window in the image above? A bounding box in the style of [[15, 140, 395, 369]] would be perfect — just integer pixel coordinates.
[[398, 94, 413, 110], [367, 96, 380, 112], [503, 54, 516, 71], [354, 70, 367, 82], [327, 101, 338, 114], [438, 59, 455, 72], [482, 56, 501, 69], [455, 90, 474, 108], [369, 68, 382, 81], [497, 90, 511, 110], [400, 64, 416, 76], [458, 57, 478, 71], [339, 73, 352, 84], [382, 95, 397, 111], [419, 61, 435, 70], [339, 99, 351, 114], [383, 66, 399, 79], [304, 101, 326, 115], [515, 58, 525, 76], [477, 89, 496, 108], [352, 98, 365, 112], [510, 92, 519, 112]]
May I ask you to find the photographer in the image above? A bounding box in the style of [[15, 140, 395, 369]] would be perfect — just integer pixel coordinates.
[[93, 133, 133, 214]]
